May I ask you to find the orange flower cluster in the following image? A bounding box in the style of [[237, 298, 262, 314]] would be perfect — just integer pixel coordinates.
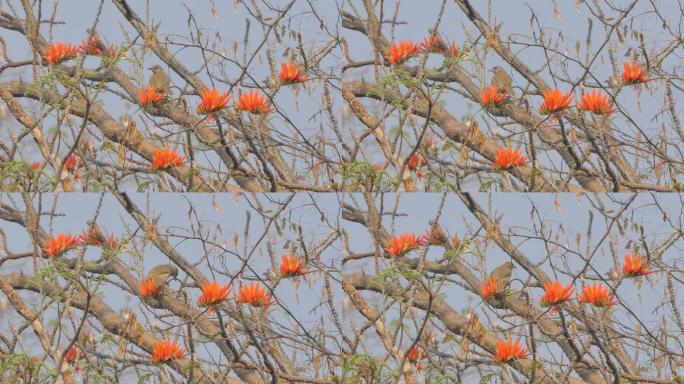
[[78, 37, 117, 57], [578, 282, 617, 308], [539, 88, 572, 116], [151, 340, 184, 363], [481, 85, 508, 107], [622, 254, 653, 277], [235, 90, 274, 115], [621, 61, 652, 85], [406, 345, 425, 363], [406, 152, 426, 171], [493, 339, 527, 362], [139, 277, 162, 299], [43, 42, 78, 65], [492, 146, 527, 170], [419, 34, 459, 57], [139, 85, 165, 107], [150, 146, 184, 171], [236, 282, 275, 308], [578, 90, 617, 116], [280, 254, 308, 277], [44, 233, 79, 258], [384, 233, 424, 257], [63, 154, 80, 172], [64, 345, 82, 363], [424, 225, 448, 246], [539, 281, 573, 309], [279, 61, 309, 84], [384, 40, 420, 65], [481, 276, 498, 299], [196, 88, 230, 115], [197, 281, 231, 307]]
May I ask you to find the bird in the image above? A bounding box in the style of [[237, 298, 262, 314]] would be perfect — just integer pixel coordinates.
[[148, 64, 171, 96], [490, 66, 512, 95], [489, 261, 514, 293], [147, 264, 178, 289]]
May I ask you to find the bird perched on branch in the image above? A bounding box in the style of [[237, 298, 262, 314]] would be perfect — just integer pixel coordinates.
[[490, 261, 514, 293], [149, 64, 171, 96], [147, 264, 178, 289], [490, 65, 512, 95]]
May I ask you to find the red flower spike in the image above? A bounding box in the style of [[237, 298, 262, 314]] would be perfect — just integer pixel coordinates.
[[578, 90, 617, 116], [493, 339, 527, 362], [279, 61, 309, 84], [140, 85, 165, 107], [384, 233, 424, 257], [622, 254, 653, 277], [621, 61, 652, 85], [539, 88, 572, 116], [539, 281, 573, 309], [578, 282, 617, 308], [236, 282, 275, 308], [384, 40, 420, 65], [151, 340, 184, 363], [196, 89, 230, 115], [235, 90, 274, 115], [280, 254, 308, 277], [44, 233, 79, 258], [481, 85, 508, 107], [197, 281, 231, 307], [150, 146, 184, 171], [492, 146, 527, 170], [43, 42, 78, 65]]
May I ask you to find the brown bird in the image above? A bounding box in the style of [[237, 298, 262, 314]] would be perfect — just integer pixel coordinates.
[[489, 261, 514, 293], [149, 64, 171, 95], [147, 264, 178, 289], [490, 66, 512, 95]]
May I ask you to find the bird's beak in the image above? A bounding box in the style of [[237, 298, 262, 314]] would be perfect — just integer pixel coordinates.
[[148, 66, 154, 70]]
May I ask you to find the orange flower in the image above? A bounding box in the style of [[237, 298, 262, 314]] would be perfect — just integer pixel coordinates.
[[384, 233, 424, 257], [493, 339, 527, 362], [151, 340, 184, 363], [419, 34, 447, 53], [578, 282, 617, 308], [150, 146, 184, 171], [424, 225, 447, 246], [31, 161, 42, 170], [64, 345, 82, 364], [279, 61, 309, 84], [197, 281, 231, 307], [78, 228, 102, 246], [446, 42, 459, 57], [539, 89, 572, 115], [406, 345, 425, 363], [621, 61, 652, 85], [492, 146, 527, 170], [235, 90, 274, 115], [140, 277, 162, 299], [577, 90, 617, 116], [43, 42, 78, 65], [452, 233, 461, 247], [481, 276, 498, 299], [539, 281, 573, 309], [44, 233, 78, 258], [481, 85, 508, 107], [196, 88, 230, 115], [622, 254, 653, 277], [384, 40, 420, 65], [79, 37, 102, 56], [64, 154, 80, 172], [280, 254, 308, 277], [406, 152, 426, 171], [236, 282, 275, 308], [139, 85, 165, 107]]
